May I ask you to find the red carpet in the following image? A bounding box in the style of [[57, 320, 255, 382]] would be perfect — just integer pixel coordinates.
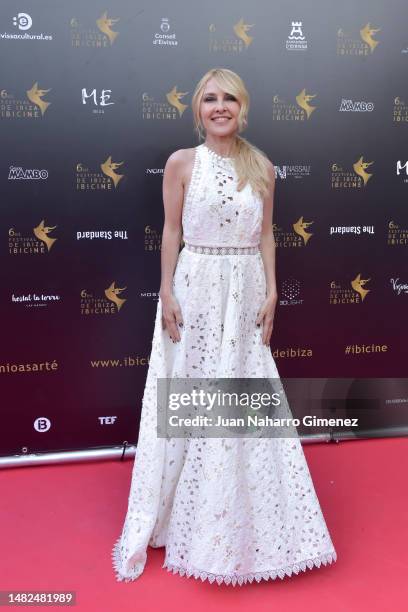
[[1, 437, 407, 611]]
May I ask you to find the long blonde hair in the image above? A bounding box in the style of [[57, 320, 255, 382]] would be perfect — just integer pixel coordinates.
[[191, 68, 271, 199]]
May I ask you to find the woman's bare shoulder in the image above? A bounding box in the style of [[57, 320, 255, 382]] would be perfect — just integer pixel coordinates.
[[166, 147, 195, 165], [165, 148, 196, 185]]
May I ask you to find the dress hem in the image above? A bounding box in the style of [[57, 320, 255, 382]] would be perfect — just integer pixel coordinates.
[[111, 536, 144, 583], [112, 534, 337, 586], [162, 552, 337, 586], [161, 550, 337, 586]]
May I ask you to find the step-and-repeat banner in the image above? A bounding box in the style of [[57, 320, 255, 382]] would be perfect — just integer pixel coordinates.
[[1, 0, 407, 456]]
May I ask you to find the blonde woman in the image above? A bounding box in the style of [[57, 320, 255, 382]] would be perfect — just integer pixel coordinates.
[[112, 68, 337, 586]]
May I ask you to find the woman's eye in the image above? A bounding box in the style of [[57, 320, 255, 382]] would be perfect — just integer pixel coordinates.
[[204, 95, 236, 102]]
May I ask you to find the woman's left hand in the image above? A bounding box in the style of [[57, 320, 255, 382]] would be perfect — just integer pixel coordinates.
[[256, 292, 278, 346]]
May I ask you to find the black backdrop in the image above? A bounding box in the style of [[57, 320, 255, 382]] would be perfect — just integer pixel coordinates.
[[1, 0, 407, 457]]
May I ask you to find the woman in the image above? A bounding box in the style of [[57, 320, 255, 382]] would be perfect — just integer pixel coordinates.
[[112, 68, 337, 586]]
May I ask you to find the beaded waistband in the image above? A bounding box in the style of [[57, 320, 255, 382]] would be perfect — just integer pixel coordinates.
[[183, 242, 260, 255]]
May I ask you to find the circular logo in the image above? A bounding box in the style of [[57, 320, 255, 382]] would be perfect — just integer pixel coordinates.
[[34, 417, 51, 432], [13, 13, 33, 31]]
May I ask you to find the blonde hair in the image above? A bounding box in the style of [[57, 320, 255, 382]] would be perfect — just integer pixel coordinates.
[[191, 68, 271, 199]]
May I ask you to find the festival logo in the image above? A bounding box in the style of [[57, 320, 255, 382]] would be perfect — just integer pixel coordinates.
[[105, 282, 127, 311], [70, 12, 119, 47], [1, 83, 51, 119], [293, 217, 313, 245], [329, 273, 372, 304], [96, 12, 119, 44], [9, 220, 58, 255], [142, 86, 189, 120], [353, 156, 374, 186], [295, 89, 316, 119], [331, 156, 374, 188], [33, 221, 57, 251], [273, 216, 314, 248], [387, 221, 408, 246], [393, 97, 408, 123], [337, 23, 381, 56], [26, 82, 51, 116], [351, 274, 371, 301], [271, 89, 317, 121], [76, 156, 125, 190], [100, 156, 124, 188], [81, 281, 127, 315], [209, 18, 254, 53], [166, 86, 189, 116], [145, 225, 162, 252]]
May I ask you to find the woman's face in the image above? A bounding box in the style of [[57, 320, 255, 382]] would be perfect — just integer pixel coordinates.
[[199, 77, 241, 137]]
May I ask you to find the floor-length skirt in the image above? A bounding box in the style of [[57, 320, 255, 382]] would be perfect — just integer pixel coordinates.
[[112, 247, 337, 586]]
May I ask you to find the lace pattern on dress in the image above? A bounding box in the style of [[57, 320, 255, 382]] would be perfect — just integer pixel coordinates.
[[183, 242, 260, 255], [162, 550, 337, 586], [112, 529, 337, 585], [181, 144, 263, 249], [111, 536, 143, 583]]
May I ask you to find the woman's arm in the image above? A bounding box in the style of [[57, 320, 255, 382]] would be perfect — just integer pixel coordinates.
[[259, 160, 277, 297], [159, 150, 185, 298], [257, 160, 278, 345], [158, 150, 188, 342]]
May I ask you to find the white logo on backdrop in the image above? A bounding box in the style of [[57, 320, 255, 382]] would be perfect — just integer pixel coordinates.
[[153, 17, 178, 45], [390, 278, 408, 295], [339, 99, 374, 112], [286, 21, 307, 50], [34, 417, 51, 432], [13, 13, 32, 31], [81, 89, 114, 106]]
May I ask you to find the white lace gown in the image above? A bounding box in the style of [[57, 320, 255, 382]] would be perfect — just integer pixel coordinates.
[[111, 143, 337, 586]]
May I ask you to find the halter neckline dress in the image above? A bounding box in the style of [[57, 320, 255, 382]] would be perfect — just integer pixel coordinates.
[[111, 142, 337, 586]]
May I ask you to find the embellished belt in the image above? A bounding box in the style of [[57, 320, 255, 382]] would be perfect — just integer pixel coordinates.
[[183, 242, 260, 255]]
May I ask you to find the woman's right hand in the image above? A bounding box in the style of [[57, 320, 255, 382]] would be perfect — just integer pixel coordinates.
[[160, 292, 184, 342]]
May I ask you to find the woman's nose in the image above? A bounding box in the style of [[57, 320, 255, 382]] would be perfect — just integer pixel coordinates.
[[215, 98, 226, 110]]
